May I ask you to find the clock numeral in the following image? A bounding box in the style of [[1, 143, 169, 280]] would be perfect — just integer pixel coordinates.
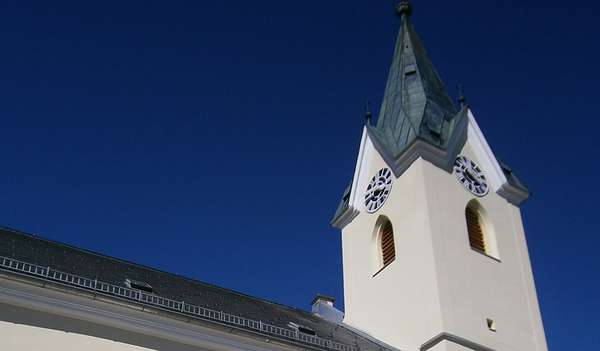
[[364, 168, 393, 213], [453, 155, 489, 197]]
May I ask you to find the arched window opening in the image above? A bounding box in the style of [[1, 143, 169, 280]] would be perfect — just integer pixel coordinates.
[[466, 206, 486, 253], [381, 221, 395, 266], [371, 216, 396, 275]]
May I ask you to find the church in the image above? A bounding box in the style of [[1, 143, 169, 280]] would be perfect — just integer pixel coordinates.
[[0, 3, 547, 350]]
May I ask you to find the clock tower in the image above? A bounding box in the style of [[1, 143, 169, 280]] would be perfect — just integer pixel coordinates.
[[331, 3, 547, 351]]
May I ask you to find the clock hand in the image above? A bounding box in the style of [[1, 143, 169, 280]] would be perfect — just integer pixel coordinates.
[[374, 183, 389, 192], [465, 168, 482, 184]]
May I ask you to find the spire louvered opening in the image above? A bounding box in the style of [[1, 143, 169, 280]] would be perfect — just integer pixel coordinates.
[[381, 221, 395, 266], [466, 206, 486, 253]]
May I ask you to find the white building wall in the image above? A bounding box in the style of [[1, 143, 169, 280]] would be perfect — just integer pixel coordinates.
[[1, 321, 154, 351], [0, 278, 297, 351]]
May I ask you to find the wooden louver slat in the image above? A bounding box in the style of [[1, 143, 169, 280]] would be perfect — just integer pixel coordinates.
[[381, 221, 395, 265], [465, 207, 486, 253]]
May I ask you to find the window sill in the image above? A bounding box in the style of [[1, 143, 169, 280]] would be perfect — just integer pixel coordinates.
[[372, 258, 395, 277], [471, 248, 501, 262]]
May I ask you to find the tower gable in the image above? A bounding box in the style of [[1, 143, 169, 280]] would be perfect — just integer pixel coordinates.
[[465, 109, 530, 205], [331, 125, 385, 229], [332, 108, 530, 229]]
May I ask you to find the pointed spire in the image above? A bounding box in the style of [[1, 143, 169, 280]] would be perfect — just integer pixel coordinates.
[[373, 2, 461, 159]]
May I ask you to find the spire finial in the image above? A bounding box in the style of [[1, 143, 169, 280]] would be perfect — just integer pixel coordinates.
[[395, 2, 412, 20], [457, 84, 466, 108], [365, 100, 372, 124]]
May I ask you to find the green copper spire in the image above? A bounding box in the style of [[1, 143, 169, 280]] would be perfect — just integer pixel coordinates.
[[373, 2, 462, 159]]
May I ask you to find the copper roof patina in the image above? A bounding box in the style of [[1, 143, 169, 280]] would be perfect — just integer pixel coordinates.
[[373, 2, 462, 158]]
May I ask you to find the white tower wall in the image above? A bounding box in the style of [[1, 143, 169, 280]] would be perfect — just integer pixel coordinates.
[[339, 134, 547, 351]]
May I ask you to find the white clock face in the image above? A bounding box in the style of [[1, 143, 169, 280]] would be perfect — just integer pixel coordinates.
[[364, 168, 393, 213], [454, 155, 488, 196]]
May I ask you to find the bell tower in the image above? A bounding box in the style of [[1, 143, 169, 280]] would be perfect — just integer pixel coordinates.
[[331, 3, 547, 350]]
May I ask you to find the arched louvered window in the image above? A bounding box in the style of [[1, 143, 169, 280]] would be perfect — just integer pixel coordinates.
[[466, 206, 486, 253], [381, 221, 395, 266]]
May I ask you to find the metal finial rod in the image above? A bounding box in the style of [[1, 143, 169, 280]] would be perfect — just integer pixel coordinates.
[[457, 84, 466, 108], [365, 100, 372, 124]]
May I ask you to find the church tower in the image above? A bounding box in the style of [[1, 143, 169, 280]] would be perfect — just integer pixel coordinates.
[[331, 3, 547, 351]]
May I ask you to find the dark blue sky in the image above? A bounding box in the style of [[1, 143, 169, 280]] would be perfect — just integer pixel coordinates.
[[1, 1, 599, 349]]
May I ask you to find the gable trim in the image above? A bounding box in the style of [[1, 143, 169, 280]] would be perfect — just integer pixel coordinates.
[[420, 331, 496, 351], [466, 109, 529, 205]]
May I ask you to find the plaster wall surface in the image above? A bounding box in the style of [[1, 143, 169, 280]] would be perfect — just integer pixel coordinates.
[[0, 320, 154, 351], [422, 140, 546, 351], [341, 132, 546, 351], [342, 149, 444, 350]]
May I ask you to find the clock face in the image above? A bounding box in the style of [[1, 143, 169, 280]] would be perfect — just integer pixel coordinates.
[[364, 168, 393, 213], [454, 155, 489, 196]]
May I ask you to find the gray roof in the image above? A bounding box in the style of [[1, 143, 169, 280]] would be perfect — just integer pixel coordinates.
[[331, 181, 353, 226], [0, 226, 391, 351], [497, 157, 531, 195]]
